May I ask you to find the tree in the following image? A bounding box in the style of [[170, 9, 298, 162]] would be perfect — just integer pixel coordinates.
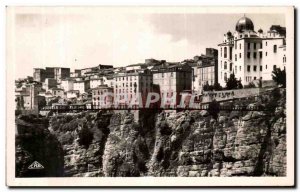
[[237, 80, 243, 89], [272, 67, 286, 88], [213, 82, 223, 91], [208, 99, 220, 120], [203, 83, 210, 91], [226, 73, 239, 90]]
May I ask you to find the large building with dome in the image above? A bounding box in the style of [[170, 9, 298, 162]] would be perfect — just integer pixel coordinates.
[[218, 16, 286, 87]]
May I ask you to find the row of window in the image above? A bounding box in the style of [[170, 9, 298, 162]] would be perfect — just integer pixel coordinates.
[[247, 51, 263, 59], [247, 42, 263, 50], [116, 82, 152, 88], [116, 76, 152, 81], [246, 65, 262, 72], [155, 72, 188, 78], [221, 64, 277, 78], [221, 42, 278, 59]]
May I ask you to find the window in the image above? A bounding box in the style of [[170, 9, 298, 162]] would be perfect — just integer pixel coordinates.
[[224, 72, 227, 81], [247, 65, 251, 72], [224, 61, 227, 70], [239, 66, 241, 71], [247, 52, 250, 58], [254, 77, 257, 80], [254, 43, 256, 50], [235, 66, 237, 72], [273, 45, 277, 53], [273, 65, 277, 70], [230, 63, 232, 71], [253, 52, 257, 59], [248, 43, 251, 49], [171, 72, 173, 77], [259, 52, 262, 59], [266, 41, 268, 46], [162, 73, 164, 77], [229, 47, 232, 60], [260, 43, 263, 49], [253, 65, 257, 72], [265, 52, 268, 56], [221, 61, 222, 69], [260, 66, 262, 71], [239, 53, 242, 58], [239, 43, 241, 49], [234, 42, 237, 49], [235, 54, 237, 61], [224, 47, 227, 58], [266, 65, 268, 69]]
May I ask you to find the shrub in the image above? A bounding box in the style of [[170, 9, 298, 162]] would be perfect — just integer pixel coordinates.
[[78, 124, 94, 149]]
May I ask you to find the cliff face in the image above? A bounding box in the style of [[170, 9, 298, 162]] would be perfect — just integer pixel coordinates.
[[49, 112, 111, 176], [15, 115, 64, 177], [15, 88, 286, 177], [147, 89, 286, 177]]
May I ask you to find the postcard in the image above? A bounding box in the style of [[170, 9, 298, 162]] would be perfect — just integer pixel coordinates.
[[6, 6, 294, 187]]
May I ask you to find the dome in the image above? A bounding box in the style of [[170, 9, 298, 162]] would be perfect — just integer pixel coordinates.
[[235, 16, 254, 32], [227, 31, 232, 36]]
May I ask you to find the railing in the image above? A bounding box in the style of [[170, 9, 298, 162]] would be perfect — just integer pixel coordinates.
[[39, 104, 269, 112]]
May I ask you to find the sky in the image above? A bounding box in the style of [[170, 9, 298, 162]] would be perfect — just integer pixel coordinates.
[[10, 8, 285, 79]]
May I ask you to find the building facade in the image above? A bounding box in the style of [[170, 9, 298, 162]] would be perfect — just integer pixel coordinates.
[[73, 80, 90, 94], [42, 78, 57, 91], [90, 78, 105, 89], [218, 16, 286, 87], [113, 67, 153, 107], [192, 48, 218, 93], [152, 63, 192, 107], [61, 78, 74, 91], [92, 85, 114, 108]]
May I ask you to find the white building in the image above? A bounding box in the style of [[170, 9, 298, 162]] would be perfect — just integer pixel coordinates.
[[114, 67, 153, 107], [218, 16, 286, 87], [90, 78, 105, 89], [61, 78, 74, 91], [66, 90, 80, 99], [73, 80, 90, 94], [50, 88, 64, 98]]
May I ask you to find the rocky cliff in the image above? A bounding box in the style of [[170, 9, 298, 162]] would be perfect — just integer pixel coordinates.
[[15, 88, 286, 177], [15, 115, 64, 177]]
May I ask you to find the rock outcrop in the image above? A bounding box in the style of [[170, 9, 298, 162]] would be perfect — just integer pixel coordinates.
[[15, 88, 287, 177], [15, 115, 64, 177]]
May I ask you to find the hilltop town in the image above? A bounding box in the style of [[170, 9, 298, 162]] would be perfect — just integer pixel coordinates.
[[15, 16, 286, 114]]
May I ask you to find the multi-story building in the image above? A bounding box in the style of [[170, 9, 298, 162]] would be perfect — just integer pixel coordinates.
[[90, 77, 105, 89], [33, 67, 70, 83], [66, 90, 80, 99], [61, 78, 74, 91], [33, 68, 46, 82], [16, 83, 45, 110], [98, 64, 113, 70], [192, 48, 218, 93], [50, 88, 65, 98], [114, 67, 153, 107], [73, 80, 90, 94], [218, 16, 286, 87], [92, 85, 114, 108], [43, 67, 70, 83], [152, 62, 192, 107], [42, 78, 57, 91]]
